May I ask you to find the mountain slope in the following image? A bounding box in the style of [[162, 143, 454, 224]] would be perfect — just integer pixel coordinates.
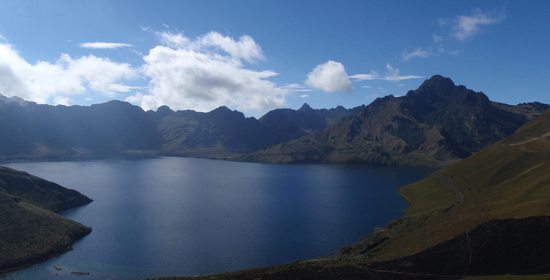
[[0, 167, 92, 212], [246, 75, 549, 167], [341, 107, 550, 263], [0, 166, 92, 273]]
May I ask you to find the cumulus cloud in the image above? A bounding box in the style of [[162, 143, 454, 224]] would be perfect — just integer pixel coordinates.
[[453, 9, 503, 41], [0, 43, 137, 104], [126, 31, 286, 112], [402, 48, 433, 61], [80, 42, 133, 49], [349, 64, 422, 82], [306, 60, 352, 92], [60, 54, 138, 96]]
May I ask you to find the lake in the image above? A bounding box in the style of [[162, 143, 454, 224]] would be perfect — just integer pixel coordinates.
[[2, 157, 431, 280]]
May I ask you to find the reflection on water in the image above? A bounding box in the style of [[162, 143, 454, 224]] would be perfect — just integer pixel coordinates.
[[3, 157, 431, 280]]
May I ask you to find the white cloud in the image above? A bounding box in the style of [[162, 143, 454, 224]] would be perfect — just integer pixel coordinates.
[[0, 42, 137, 103], [383, 64, 423, 81], [156, 31, 264, 63], [402, 48, 433, 61], [299, 94, 309, 98], [283, 83, 312, 92], [453, 9, 503, 41], [350, 64, 422, 82], [198, 32, 264, 63], [126, 31, 286, 112], [60, 54, 138, 96], [80, 42, 133, 49], [305, 60, 352, 93], [348, 73, 378, 81], [158, 31, 190, 49], [0, 33, 6, 42]]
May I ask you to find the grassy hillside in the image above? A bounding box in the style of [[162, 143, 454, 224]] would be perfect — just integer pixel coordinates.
[[0, 166, 92, 273], [343, 109, 550, 261], [0, 192, 91, 273], [0, 166, 92, 212]]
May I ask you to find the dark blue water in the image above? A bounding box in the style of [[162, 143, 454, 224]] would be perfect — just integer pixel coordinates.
[[2, 157, 431, 280]]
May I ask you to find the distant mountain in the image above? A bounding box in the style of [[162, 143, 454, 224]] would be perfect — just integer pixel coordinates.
[[0, 98, 162, 158], [0, 166, 92, 273], [246, 75, 549, 167], [0, 95, 360, 160]]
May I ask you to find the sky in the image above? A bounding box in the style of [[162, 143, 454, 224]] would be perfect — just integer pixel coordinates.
[[0, 0, 549, 116]]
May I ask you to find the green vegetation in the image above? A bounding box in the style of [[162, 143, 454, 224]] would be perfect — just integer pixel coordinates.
[[0, 167, 92, 273]]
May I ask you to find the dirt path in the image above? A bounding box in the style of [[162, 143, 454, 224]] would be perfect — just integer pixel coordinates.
[[508, 131, 550, 147]]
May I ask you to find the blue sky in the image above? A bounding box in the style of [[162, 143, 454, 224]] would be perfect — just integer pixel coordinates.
[[0, 0, 548, 116]]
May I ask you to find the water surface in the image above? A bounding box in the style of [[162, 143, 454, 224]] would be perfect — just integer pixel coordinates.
[[2, 157, 431, 279]]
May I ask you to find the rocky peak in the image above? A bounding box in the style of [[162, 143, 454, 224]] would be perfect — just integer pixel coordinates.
[[418, 75, 456, 92], [298, 103, 313, 111]]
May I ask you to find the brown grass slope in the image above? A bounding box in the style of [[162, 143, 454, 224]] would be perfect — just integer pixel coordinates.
[[0, 166, 92, 273], [342, 108, 550, 262]]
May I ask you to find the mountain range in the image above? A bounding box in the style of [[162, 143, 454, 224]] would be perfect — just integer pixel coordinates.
[[0, 94, 362, 160], [0, 75, 547, 167], [246, 75, 549, 167]]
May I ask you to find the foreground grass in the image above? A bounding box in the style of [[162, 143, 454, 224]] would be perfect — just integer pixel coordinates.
[[463, 275, 550, 280]]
